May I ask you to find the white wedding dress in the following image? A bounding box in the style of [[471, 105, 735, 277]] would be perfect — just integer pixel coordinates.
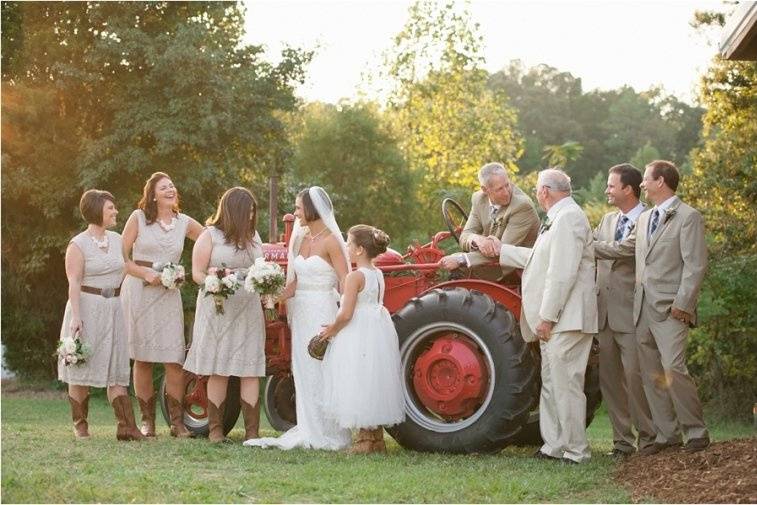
[[244, 254, 352, 450]]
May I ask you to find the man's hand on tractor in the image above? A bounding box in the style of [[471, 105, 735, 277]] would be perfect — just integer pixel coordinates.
[[440, 255, 466, 271]]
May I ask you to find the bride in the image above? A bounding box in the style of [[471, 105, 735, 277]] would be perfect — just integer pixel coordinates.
[[244, 187, 352, 450]]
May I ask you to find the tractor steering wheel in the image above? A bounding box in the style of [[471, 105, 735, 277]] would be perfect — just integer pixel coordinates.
[[442, 198, 469, 245]]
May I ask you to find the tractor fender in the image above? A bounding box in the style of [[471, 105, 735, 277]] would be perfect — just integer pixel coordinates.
[[422, 279, 521, 321]]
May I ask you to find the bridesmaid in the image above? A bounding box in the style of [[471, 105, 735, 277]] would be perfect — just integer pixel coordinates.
[[59, 189, 145, 441], [183, 187, 266, 443], [121, 172, 203, 437]]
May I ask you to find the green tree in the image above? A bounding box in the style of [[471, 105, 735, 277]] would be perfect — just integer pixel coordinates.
[[630, 142, 661, 170], [1, 2, 310, 377], [282, 102, 418, 244], [382, 0, 522, 233], [682, 9, 757, 420], [542, 140, 584, 169]]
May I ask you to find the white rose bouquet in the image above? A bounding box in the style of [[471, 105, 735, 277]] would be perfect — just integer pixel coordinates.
[[55, 331, 90, 366], [202, 266, 241, 315], [245, 257, 286, 321], [153, 262, 186, 290]]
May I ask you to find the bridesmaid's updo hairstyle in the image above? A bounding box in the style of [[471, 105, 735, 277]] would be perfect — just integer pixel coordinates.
[[297, 188, 322, 223], [80, 189, 116, 225], [137, 171, 180, 225], [207, 187, 258, 250], [348, 224, 390, 259]]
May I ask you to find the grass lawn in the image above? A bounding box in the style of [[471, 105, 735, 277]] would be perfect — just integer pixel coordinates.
[[1, 392, 753, 503]]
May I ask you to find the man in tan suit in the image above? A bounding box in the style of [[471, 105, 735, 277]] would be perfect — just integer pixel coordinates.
[[595, 160, 709, 454], [594, 163, 656, 457], [490, 169, 597, 464], [440, 162, 539, 280]]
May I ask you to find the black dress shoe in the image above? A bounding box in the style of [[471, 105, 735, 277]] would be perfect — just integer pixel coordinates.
[[606, 448, 632, 458], [533, 449, 561, 461], [683, 437, 710, 453], [561, 457, 579, 465]]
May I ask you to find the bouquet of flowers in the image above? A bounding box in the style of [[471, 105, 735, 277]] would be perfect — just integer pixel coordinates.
[[245, 257, 286, 321], [203, 267, 241, 315], [153, 261, 186, 290], [56, 331, 90, 366]]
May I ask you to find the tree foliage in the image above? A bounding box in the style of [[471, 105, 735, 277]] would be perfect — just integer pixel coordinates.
[[1, 1, 310, 377], [489, 61, 704, 187], [383, 0, 522, 232], [682, 48, 757, 418], [282, 102, 418, 244]]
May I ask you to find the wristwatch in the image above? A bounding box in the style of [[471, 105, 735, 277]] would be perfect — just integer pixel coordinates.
[[457, 255, 467, 266]]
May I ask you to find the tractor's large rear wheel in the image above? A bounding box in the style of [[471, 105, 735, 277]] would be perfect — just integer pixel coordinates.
[[506, 339, 602, 446], [387, 288, 538, 453]]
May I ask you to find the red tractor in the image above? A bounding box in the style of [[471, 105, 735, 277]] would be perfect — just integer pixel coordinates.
[[159, 199, 601, 452]]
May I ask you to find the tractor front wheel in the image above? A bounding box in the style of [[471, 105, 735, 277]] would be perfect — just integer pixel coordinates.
[[158, 373, 241, 437], [262, 374, 297, 432], [387, 287, 538, 453]]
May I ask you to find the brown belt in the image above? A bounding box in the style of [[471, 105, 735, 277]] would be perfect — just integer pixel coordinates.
[[81, 285, 121, 298], [134, 260, 153, 268]]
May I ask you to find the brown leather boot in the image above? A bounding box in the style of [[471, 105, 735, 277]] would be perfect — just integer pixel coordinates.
[[68, 395, 90, 439], [110, 395, 146, 441], [207, 399, 226, 443], [371, 427, 387, 453], [166, 395, 192, 438], [347, 429, 374, 454], [137, 395, 156, 437], [240, 399, 261, 440]]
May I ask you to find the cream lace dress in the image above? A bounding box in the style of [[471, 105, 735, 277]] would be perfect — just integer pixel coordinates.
[[183, 226, 266, 377], [121, 210, 189, 364], [57, 231, 130, 387]]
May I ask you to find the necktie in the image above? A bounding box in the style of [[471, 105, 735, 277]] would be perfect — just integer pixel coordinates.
[[489, 205, 499, 220], [649, 209, 660, 238], [615, 215, 629, 241]]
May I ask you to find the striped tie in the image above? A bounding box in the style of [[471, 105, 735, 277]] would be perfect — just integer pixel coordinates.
[[615, 215, 629, 241], [649, 209, 660, 238]]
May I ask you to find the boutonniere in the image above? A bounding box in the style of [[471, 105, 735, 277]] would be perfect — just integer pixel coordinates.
[[664, 209, 677, 224], [539, 218, 552, 234]]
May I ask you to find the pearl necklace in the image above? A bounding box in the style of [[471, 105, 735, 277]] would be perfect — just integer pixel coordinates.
[[306, 228, 328, 242], [89, 233, 109, 249], [157, 217, 177, 232]]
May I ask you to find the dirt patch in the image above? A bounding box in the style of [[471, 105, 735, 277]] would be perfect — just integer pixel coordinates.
[[1, 379, 67, 399], [616, 438, 757, 503]]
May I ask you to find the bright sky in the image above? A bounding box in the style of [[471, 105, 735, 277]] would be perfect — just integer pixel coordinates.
[[242, 0, 725, 105]]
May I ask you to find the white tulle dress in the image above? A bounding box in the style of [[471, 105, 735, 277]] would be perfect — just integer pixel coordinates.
[[322, 267, 405, 429], [244, 255, 351, 450]]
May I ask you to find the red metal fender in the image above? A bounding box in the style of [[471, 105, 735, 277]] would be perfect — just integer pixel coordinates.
[[421, 279, 522, 321]]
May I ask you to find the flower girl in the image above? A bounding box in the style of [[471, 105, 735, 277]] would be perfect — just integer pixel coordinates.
[[319, 225, 405, 454]]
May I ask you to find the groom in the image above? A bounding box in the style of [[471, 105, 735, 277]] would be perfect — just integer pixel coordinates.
[[489, 168, 597, 464]]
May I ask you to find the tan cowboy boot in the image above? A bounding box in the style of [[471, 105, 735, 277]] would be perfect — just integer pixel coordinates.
[[240, 399, 261, 440], [371, 427, 387, 454], [68, 395, 90, 439], [137, 395, 156, 437], [166, 395, 192, 438], [347, 429, 374, 454], [207, 399, 226, 443], [110, 395, 146, 441]]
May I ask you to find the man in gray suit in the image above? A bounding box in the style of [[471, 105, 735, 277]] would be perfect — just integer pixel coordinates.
[[440, 162, 539, 281], [594, 163, 656, 457], [490, 169, 598, 464], [595, 160, 709, 454]]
